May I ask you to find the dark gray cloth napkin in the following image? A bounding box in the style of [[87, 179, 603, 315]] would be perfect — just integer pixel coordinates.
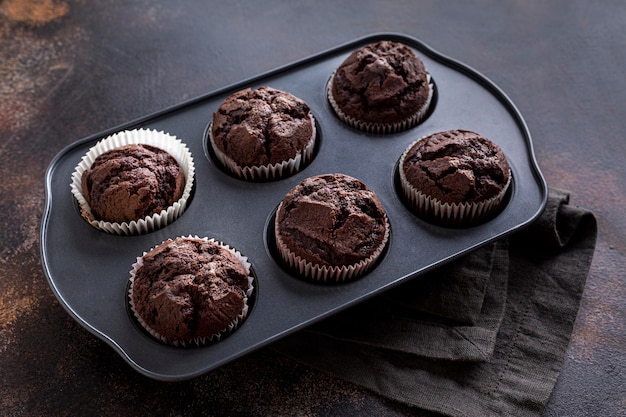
[[272, 188, 597, 417]]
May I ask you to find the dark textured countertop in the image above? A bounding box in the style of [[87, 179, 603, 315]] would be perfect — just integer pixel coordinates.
[[1, 1, 624, 416]]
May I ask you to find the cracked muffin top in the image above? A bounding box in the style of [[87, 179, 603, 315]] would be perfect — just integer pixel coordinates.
[[210, 86, 315, 167], [400, 130, 511, 205], [81, 144, 185, 223], [130, 237, 251, 344], [275, 173, 388, 268], [329, 40, 432, 128]]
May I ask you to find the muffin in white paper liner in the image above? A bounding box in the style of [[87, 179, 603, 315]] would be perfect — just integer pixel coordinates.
[[208, 116, 316, 181], [128, 236, 254, 347], [70, 128, 195, 235], [327, 72, 434, 134], [398, 136, 512, 227], [274, 202, 390, 283]]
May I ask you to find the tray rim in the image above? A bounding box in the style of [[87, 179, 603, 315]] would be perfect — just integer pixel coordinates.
[[40, 32, 548, 380]]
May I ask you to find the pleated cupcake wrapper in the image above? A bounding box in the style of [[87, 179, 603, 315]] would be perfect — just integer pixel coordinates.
[[327, 71, 434, 134], [128, 236, 254, 348], [208, 115, 316, 181], [70, 128, 195, 235], [398, 140, 512, 227], [274, 203, 390, 282]]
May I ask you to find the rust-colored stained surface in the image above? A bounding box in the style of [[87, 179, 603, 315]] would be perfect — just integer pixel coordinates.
[[1, 1, 624, 416], [1, 0, 69, 26], [537, 149, 625, 362]]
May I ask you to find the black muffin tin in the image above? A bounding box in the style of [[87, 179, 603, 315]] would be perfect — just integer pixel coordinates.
[[41, 33, 547, 381]]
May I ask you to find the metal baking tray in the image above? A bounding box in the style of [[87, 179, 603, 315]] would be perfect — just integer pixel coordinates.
[[41, 33, 547, 381]]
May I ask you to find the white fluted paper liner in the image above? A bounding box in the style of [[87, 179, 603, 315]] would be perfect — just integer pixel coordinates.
[[327, 71, 433, 134], [398, 138, 512, 227], [128, 236, 254, 347], [208, 115, 316, 181], [274, 203, 390, 283], [70, 128, 195, 235]]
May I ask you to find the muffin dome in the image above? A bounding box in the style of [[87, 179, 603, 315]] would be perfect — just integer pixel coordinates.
[[328, 40, 433, 133], [129, 236, 253, 346], [210, 86, 316, 180], [399, 129, 511, 226], [81, 144, 185, 223], [275, 173, 389, 282]]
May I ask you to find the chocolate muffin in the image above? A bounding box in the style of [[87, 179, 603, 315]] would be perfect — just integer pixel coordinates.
[[275, 173, 389, 282], [209, 86, 316, 181], [129, 236, 253, 346], [71, 128, 195, 235], [328, 40, 433, 133], [81, 144, 185, 224], [398, 129, 512, 226]]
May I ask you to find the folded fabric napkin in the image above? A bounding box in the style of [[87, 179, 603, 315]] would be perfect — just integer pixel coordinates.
[[272, 188, 597, 417]]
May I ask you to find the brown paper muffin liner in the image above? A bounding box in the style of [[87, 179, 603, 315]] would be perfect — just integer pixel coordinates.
[[274, 204, 390, 283], [127, 236, 254, 347], [327, 71, 434, 134], [208, 114, 316, 181], [398, 139, 512, 227], [70, 128, 195, 235]]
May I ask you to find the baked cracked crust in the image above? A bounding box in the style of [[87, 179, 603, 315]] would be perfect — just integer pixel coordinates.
[[130, 237, 251, 344], [211, 86, 315, 167], [275, 173, 388, 268], [81, 144, 185, 223], [329, 40, 431, 127], [401, 130, 511, 205]]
